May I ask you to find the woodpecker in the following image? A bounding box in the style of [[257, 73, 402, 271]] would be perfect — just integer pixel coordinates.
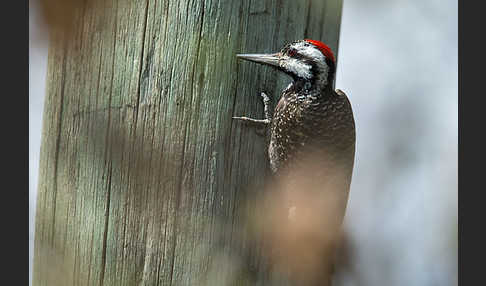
[[234, 39, 356, 285], [234, 39, 355, 179]]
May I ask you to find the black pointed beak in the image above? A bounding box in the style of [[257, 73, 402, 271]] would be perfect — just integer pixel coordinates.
[[236, 53, 281, 67]]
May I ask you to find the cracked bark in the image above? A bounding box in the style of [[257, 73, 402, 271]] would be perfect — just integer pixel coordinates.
[[33, 0, 343, 285]]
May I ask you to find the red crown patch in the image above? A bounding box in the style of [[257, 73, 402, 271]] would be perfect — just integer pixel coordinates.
[[305, 39, 335, 63]]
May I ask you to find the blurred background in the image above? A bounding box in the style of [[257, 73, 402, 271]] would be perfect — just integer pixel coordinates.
[[29, 0, 457, 285]]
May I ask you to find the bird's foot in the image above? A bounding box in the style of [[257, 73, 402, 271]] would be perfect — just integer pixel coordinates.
[[233, 92, 272, 136], [232, 116, 270, 125], [232, 92, 272, 125], [260, 92, 272, 122], [232, 116, 268, 137]]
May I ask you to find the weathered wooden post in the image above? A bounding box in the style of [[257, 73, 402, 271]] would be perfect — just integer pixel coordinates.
[[33, 0, 343, 285]]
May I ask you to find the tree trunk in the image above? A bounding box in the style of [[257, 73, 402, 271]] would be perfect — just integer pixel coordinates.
[[33, 0, 343, 285]]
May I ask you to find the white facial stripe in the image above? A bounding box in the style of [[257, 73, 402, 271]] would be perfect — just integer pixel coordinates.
[[290, 42, 326, 62], [278, 41, 330, 85], [281, 56, 312, 79]]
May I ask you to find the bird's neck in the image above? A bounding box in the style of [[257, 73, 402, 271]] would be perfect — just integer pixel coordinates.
[[289, 75, 333, 98]]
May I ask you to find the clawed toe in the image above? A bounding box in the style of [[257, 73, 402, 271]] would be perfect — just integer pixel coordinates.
[[233, 116, 270, 125]]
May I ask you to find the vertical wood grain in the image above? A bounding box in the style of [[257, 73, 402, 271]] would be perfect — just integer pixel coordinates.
[[33, 0, 343, 285]]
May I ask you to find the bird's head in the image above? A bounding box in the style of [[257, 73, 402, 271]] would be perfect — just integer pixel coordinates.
[[237, 39, 336, 87]]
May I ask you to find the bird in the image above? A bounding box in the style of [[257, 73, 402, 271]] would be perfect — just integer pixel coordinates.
[[234, 39, 355, 180], [234, 39, 356, 285]]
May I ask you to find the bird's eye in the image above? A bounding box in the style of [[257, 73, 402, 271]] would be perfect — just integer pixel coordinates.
[[288, 49, 297, 57]]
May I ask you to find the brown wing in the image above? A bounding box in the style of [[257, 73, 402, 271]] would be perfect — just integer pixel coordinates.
[[335, 88, 346, 97]]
